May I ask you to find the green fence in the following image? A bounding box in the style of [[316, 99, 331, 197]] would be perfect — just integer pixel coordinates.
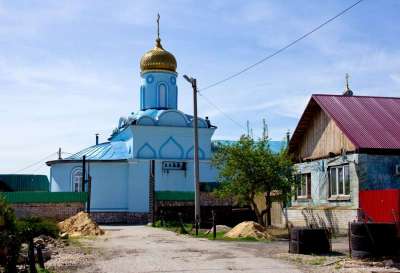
[[0, 175, 49, 191], [155, 191, 194, 201], [1, 191, 88, 204]]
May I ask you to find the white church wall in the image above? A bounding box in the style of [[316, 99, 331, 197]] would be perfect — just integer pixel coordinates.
[[89, 162, 128, 212], [50, 162, 129, 212], [154, 160, 218, 192], [199, 161, 219, 182], [50, 162, 81, 192], [132, 126, 215, 160], [127, 160, 150, 213], [155, 160, 192, 192]]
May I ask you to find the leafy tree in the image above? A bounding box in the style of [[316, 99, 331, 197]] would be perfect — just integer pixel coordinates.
[[213, 132, 295, 226]]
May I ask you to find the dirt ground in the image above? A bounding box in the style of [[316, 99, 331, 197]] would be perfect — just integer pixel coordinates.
[[46, 226, 400, 273]]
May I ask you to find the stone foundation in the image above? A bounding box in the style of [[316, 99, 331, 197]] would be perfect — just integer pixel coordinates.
[[12, 202, 84, 221], [90, 212, 149, 224], [286, 207, 358, 234]]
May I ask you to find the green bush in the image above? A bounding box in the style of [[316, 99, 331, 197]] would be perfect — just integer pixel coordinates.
[[17, 217, 59, 240], [0, 196, 20, 273], [0, 196, 60, 273]]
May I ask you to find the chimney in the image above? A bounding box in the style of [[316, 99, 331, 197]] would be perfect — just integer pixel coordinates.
[[95, 133, 99, 145]]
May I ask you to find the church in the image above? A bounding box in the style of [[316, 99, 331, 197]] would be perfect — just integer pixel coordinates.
[[46, 23, 219, 224]]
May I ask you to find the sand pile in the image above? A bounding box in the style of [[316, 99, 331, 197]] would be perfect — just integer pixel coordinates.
[[58, 212, 104, 237], [224, 221, 272, 240]]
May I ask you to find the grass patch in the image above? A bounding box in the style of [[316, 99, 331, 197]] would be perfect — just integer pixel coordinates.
[[65, 237, 93, 255], [195, 230, 226, 240], [194, 229, 271, 242], [37, 267, 54, 273], [153, 221, 270, 242], [67, 237, 84, 247], [307, 256, 327, 265]]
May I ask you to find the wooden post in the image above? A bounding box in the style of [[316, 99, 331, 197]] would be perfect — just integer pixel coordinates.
[[28, 238, 37, 273], [82, 155, 86, 193], [212, 210, 216, 240], [348, 222, 352, 258], [87, 175, 92, 213], [36, 246, 45, 269]]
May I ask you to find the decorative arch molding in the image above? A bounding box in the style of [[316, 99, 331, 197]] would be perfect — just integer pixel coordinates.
[[137, 143, 157, 158], [186, 146, 205, 160], [158, 110, 188, 127], [137, 116, 156, 126], [159, 137, 184, 159]]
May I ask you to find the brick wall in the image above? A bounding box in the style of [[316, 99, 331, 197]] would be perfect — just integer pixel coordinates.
[[12, 202, 84, 221], [90, 212, 149, 224], [285, 207, 358, 234]]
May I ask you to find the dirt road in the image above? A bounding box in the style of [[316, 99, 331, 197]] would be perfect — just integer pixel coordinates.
[[78, 225, 303, 273]]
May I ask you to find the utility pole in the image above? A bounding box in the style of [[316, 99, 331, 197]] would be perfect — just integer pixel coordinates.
[[149, 160, 155, 224], [82, 155, 86, 193], [87, 164, 92, 214], [183, 74, 200, 235]]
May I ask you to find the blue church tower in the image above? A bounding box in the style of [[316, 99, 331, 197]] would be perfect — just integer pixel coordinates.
[[140, 36, 178, 110], [47, 17, 219, 224]]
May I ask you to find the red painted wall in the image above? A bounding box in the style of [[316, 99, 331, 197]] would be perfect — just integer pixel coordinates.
[[359, 189, 400, 223]]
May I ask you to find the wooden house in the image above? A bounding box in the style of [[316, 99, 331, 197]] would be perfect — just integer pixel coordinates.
[[287, 94, 400, 233]]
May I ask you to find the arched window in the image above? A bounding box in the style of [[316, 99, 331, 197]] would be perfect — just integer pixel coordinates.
[[71, 168, 83, 192], [158, 83, 167, 108]]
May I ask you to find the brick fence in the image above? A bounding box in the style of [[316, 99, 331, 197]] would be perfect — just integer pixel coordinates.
[[12, 202, 84, 221], [90, 212, 149, 224]]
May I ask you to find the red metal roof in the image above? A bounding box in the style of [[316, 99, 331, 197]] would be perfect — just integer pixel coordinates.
[[312, 94, 400, 150]]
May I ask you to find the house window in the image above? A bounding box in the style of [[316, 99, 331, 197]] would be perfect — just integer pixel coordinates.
[[329, 165, 350, 197], [71, 168, 83, 192], [158, 84, 167, 108], [297, 173, 311, 199]]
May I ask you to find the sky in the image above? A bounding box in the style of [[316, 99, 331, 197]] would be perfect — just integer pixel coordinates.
[[0, 0, 399, 176]]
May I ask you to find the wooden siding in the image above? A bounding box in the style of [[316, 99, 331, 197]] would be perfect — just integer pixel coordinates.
[[298, 108, 355, 160]]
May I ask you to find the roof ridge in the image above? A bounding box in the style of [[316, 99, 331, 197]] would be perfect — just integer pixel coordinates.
[[312, 94, 400, 100]]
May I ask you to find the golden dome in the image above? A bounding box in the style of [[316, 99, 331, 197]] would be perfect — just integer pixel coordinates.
[[140, 38, 177, 73]]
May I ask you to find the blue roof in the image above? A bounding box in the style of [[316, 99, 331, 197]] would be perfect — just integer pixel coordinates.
[[62, 140, 286, 162], [66, 142, 129, 160], [211, 140, 286, 154], [110, 109, 212, 140]]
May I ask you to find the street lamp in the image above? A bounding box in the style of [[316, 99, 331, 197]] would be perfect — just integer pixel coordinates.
[[183, 74, 200, 235]]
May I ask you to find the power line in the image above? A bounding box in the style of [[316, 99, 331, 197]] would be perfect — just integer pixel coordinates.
[[14, 152, 57, 173], [198, 92, 247, 132], [30, 163, 48, 174], [199, 0, 365, 92]]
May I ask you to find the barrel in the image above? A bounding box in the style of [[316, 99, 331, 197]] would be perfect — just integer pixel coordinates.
[[350, 222, 398, 258], [289, 228, 331, 254]]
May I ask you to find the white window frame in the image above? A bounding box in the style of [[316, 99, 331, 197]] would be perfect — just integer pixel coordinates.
[[71, 167, 83, 192], [297, 173, 311, 199], [329, 165, 350, 197]]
